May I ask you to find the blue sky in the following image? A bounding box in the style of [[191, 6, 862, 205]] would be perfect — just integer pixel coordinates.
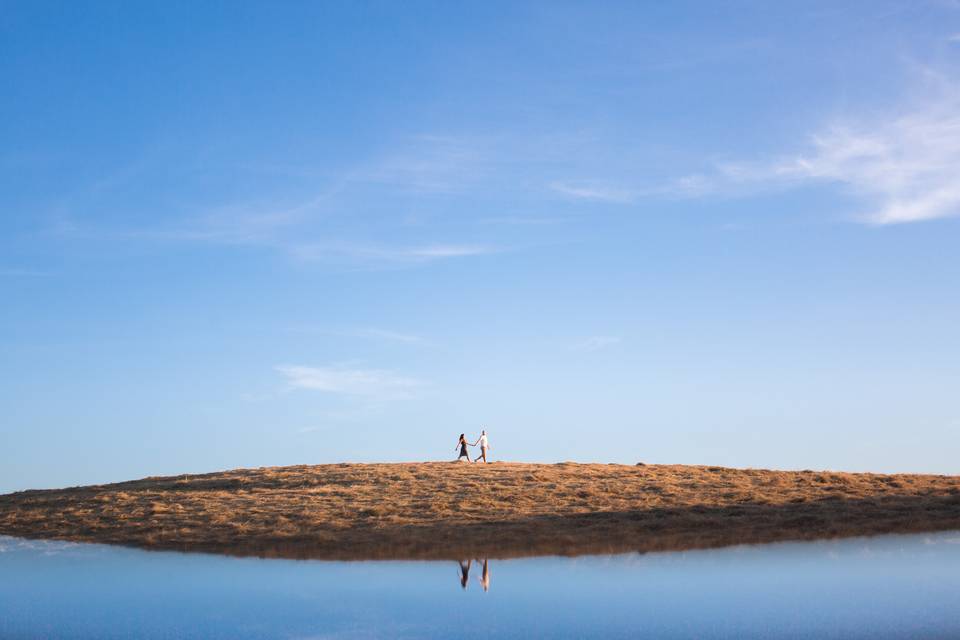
[[3, 1, 960, 492]]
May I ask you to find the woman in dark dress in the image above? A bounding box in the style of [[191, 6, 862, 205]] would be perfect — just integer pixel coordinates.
[[458, 559, 472, 589], [455, 433, 472, 462]]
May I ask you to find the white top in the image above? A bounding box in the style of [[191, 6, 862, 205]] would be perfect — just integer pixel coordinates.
[[479, 434, 488, 448]]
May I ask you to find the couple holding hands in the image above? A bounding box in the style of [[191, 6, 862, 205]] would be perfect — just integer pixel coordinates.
[[455, 429, 490, 463]]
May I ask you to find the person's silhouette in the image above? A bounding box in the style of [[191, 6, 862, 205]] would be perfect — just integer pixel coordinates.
[[472, 430, 490, 463], [455, 434, 472, 463], [458, 559, 472, 589], [478, 558, 490, 592]]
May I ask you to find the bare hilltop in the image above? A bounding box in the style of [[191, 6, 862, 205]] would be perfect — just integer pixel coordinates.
[[2, 462, 959, 560]]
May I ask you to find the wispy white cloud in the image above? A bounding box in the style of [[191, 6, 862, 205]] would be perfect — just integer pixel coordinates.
[[767, 107, 960, 224], [358, 135, 487, 194], [672, 78, 960, 225], [653, 174, 719, 198], [297, 426, 323, 434], [286, 325, 429, 345], [548, 74, 960, 226], [549, 174, 720, 203], [290, 242, 497, 264], [276, 364, 423, 399], [48, 135, 499, 267], [347, 328, 426, 344], [75, 205, 496, 268], [120, 191, 336, 246], [404, 245, 492, 258], [550, 181, 636, 203], [478, 215, 562, 226], [571, 336, 621, 352]]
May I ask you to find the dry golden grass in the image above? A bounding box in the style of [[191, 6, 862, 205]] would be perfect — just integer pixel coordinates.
[[1, 462, 959, 560]]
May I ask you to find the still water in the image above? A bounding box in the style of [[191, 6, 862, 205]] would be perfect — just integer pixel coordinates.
[[2, 531, 959, 639]]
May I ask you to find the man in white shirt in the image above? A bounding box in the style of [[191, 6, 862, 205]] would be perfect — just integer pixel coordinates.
[[472, 429, 490, 463]]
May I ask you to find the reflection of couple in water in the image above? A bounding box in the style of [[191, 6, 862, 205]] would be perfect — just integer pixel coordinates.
[[457, 558, 491, 592], [455, 430, 490, 463]]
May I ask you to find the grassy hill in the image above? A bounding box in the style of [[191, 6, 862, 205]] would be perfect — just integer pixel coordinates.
[[2, 462, 959, 560]]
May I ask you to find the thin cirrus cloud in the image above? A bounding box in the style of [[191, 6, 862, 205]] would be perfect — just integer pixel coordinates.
[[550, 181, 637, 204], [297, 426, 323, 434], [98, 216, 496, 267], [403, 245, 493, 258], [276, 364, 424, 399], [552, 77, 960, 226], [692, 80, 960, 225], [290, 242, 497, 264], [50, 135, 498, 266], [286, 325, 428, 345], [571, 336, 621, 352], [355, 134, 488, 194], [347, 328, 426, 344], [757, 100, 960, 225]]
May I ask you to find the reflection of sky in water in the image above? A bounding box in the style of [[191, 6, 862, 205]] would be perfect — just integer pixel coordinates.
[[1, 532, 959, 639]]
